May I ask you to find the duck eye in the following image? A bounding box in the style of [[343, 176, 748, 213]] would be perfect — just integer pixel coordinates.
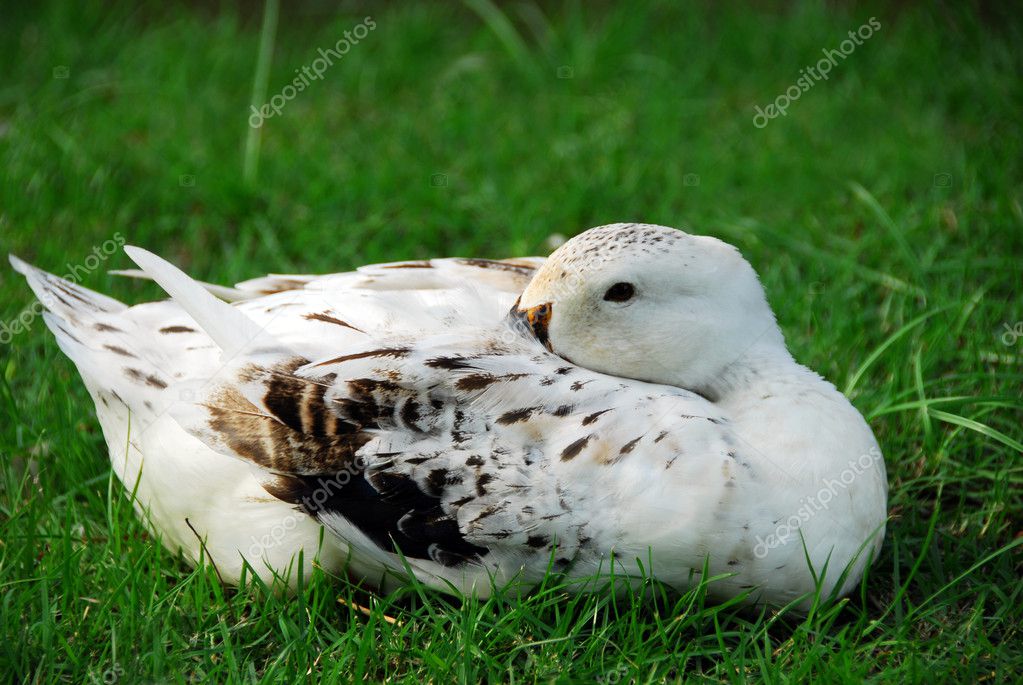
[[603, 282, 635, 302]]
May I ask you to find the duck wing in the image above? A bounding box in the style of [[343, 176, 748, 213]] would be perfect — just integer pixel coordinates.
[[74, 247, 750, 594]]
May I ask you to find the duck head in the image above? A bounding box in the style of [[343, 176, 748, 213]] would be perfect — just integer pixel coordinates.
[[514, 223, 789, 397]]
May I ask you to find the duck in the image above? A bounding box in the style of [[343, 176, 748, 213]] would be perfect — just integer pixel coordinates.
[[11, 223, 888, 608]]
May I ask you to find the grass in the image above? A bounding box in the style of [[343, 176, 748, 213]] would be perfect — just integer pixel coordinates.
[[1, 0, 1021, 681]]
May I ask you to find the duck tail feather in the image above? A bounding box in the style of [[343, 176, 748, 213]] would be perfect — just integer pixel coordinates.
[[123, 246, 270, 358]]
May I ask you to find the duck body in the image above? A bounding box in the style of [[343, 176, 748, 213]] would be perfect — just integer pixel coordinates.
[[12, 224, 887, 607]]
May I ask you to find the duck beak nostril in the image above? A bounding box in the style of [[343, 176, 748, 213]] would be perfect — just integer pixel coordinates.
[[512, 302, 553, 351]]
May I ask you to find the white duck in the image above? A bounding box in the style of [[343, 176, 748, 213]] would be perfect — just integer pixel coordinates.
[[12, 223, 887, 607]]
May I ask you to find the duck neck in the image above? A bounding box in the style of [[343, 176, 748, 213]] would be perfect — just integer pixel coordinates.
[[699, 337, 809, 410]]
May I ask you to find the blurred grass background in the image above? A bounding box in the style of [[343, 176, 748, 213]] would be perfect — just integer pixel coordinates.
[[0, 1, 1021, 682]]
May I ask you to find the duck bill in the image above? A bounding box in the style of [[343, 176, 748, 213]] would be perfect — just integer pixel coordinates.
[[511, 300, 553, 351]]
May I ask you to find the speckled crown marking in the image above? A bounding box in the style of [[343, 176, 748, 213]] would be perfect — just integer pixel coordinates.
[[555, 223, 688, 263], [522, 223, 691, 301]]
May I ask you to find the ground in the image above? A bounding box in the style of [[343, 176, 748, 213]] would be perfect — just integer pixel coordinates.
[[0, 1, 1021, 682]]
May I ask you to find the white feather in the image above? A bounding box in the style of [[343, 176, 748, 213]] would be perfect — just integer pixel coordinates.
[[123, 246, 269, 358]]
